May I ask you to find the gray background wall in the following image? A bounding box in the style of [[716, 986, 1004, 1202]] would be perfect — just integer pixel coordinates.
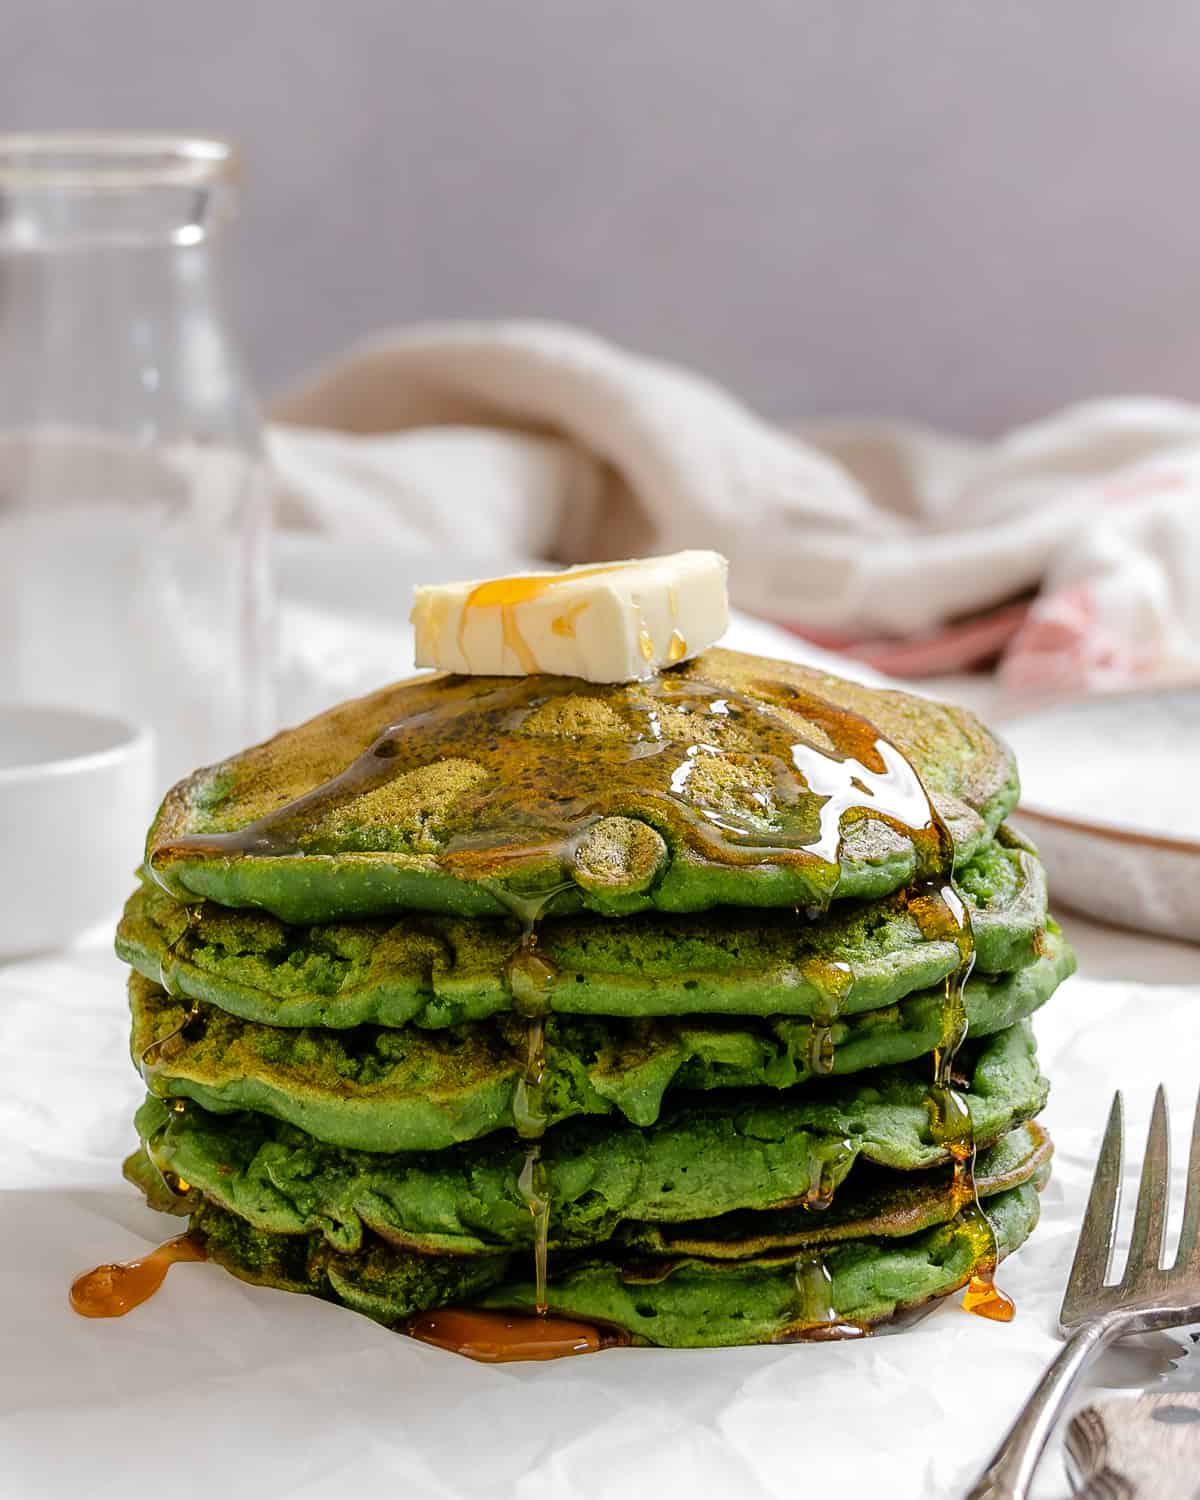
[[7, 1, 1200, 433]]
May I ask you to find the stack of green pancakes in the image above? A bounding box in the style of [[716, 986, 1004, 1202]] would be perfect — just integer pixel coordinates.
[[116, 647, 1073, 1351]]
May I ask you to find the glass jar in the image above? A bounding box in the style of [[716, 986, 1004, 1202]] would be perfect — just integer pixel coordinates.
[[0, 132, 273, 792]]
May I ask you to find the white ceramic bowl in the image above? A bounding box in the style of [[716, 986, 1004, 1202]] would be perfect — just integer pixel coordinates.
[[0, 705, 154, 959], [1001, 688, 1200, 944]]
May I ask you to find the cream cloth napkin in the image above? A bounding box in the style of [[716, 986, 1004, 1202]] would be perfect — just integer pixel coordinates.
[[270, 320, 1200, 701]]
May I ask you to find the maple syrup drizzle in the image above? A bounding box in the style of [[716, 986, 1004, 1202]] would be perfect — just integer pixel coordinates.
[[70, 1233, 206, 1318], [775, 687, 1010, 1328], [146, 679, 544, 883], [905, 859, 1010, 1320], [723, 684, 973, 1337], [146, 669, 950, 909]]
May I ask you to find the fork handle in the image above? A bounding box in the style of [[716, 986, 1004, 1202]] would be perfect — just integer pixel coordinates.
[[965, 1320, 1112, 1500]]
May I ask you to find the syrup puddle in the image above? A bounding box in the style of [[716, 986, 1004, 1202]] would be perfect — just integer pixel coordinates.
[[407, 1307, 615, 1362]]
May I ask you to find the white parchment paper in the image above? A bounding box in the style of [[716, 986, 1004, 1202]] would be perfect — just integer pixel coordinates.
[[2, 941, 1197, 1499]]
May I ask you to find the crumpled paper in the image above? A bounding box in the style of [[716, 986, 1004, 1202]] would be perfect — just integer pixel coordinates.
[[2, 941, 1196, 1500]]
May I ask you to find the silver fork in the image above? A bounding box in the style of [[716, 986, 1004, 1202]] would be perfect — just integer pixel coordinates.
[[967, 1087, 1200, 1499]]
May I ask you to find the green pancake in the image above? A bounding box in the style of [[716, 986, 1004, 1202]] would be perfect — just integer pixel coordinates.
[[117, 830, 1049, 1029], [130, 932, 1071, 1152], [615, 1120, 1052, 1259], [144, 648, 1018, 923], [185, 1179, 1044, 1346], [131, 1089, 1049, 1256], [129, 1020, 1049, 1253]]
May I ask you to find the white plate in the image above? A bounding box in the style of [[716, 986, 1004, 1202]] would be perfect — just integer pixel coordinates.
[[1000, 688, 1200, 943]]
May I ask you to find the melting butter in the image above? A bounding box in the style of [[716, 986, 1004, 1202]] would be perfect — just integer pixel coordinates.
[[411, 551, 728, 682]]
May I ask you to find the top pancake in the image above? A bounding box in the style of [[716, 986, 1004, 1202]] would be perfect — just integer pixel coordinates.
[[146, 648, 1018, 923]]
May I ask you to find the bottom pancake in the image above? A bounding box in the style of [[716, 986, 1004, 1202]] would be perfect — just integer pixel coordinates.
[[182, 1175, 1044, 1348]]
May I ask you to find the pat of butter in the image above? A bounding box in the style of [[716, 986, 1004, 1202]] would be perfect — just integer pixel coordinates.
[[411, 551, 729, 682]]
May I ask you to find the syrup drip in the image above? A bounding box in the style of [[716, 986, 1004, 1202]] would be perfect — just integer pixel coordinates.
[[962, 1266, 1016, 1322], [801, 956, 854, 1028], [512, 961, 551, 1314], [947, 1152, 1015, 1322], [804, 1138, 854, 1211], [407, 1307, 619, 1362], [550, 600, 589, 638], [412, 889, 606, 1361], [762, 681, 995, 1337], [139, 1004, 204, 1077], [508, 947, 558, 1021], [512, 1016, 549, 1137], [139, 1096, 195, 1204], [157, 903, 203, 997], [517, 1147, 551, 1315], [783, 1255, 869, 1342], [497, 888, 564, 1319], [141, 907, 207, 1172], [499, 605, 541, 674], [70, 1233, 205, 1318], [786, 700, 1008, 1327], [807, 1024, 836, 1077]]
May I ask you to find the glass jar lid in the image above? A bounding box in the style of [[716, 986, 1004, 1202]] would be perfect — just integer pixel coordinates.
[[0, 132, 241, 250]]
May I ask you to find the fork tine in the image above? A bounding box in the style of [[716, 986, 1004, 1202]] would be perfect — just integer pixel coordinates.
[[1121, 1085, 1171, 1287], [1172, 1089, 1200, 1272], [1061, 1092, 1124, 1321]]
